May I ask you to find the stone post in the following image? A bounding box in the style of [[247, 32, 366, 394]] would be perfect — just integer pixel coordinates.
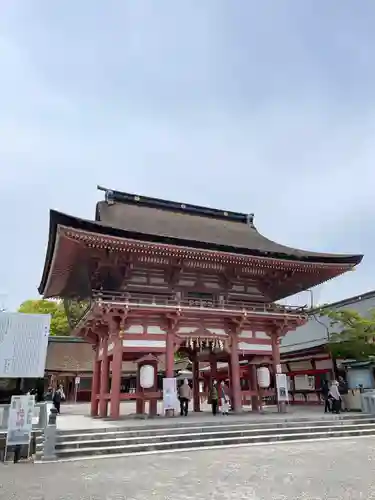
[[42, 408, 58, 461]]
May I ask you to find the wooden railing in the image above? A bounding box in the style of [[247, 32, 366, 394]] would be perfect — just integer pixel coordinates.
[[92, 289, 307, 315]]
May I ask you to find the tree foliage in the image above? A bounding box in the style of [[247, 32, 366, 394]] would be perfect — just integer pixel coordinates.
[[18, 299, 71, 336], [323, 307, 375, 360]]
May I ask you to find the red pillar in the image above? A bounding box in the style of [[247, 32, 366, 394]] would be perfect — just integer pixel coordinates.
[[135, 363, 145, 415], [164, 329, 175, 416], [110, 338, 123, 419], [228, 358, 233, 392], [192, 355, 200, 412], [209, 352, 218, 384], [230, 333, 242, 413], [90, 345, 101, 417], [99, 336, 110, 418], [271, 330, 286, 413], [165, 330, 175, 378]]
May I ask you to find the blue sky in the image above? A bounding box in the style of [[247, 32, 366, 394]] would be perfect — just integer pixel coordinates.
[[0, 1, 374, 310]]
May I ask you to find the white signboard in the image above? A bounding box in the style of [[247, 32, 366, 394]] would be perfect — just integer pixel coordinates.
[[163, 378, 178, 413], [0, 312, 50, 378], [276, 373, 289, 403], [6, 395, 35, 446], [75, 376, 81, 386]]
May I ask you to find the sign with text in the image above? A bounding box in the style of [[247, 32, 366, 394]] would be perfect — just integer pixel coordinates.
[[0, 312, 50, 378], [276, 373, 289, 403], [6, 395, 35, 446], [163, 378, 178, 413]]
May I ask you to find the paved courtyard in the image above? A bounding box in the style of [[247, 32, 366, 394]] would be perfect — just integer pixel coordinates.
[[0, 437, 374, 499]]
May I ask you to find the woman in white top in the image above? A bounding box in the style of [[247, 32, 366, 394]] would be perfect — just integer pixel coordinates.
[[329, 381, 341, 414]]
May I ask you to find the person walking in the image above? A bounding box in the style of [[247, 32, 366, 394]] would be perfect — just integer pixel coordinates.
[[209, 380, 219, 416], [329, 380, 342, 414], [53, 385, 65, 414], [44, 387, 54, 401], [179, 379, 192, 416], [338, 376, 349, 412], [219, 381, 230, 415], [321, 379, 331, 413]]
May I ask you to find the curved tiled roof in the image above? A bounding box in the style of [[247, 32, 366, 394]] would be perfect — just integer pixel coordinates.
[[38, 188, 363, 295], [94, 187, 362, 264]]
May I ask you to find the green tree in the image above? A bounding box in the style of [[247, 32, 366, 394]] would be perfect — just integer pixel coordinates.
[[324, 308, 375, 360], [18, 299, 71, 336]]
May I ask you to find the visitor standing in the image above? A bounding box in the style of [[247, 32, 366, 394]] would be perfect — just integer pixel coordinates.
[[321, 379, 331, 413], [219, 381, 230, 415], [338, 376, 349, 411], [44, 387, 53, 401], [179, 379, 192, 416], [53, 385, 65, 414], [209, 380, 219, 415], [329, 380, 341, 414]]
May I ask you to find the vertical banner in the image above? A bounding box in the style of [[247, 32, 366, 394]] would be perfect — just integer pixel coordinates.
[[163, 377, 178, 414], [6, 395, 35, 446], [276, 373, 289, 403]]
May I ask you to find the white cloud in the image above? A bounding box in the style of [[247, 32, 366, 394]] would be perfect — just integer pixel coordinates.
[[0, 1, 374, 309]]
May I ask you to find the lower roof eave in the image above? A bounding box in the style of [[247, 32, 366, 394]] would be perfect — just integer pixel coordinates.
[[38, 209, 363, 295]]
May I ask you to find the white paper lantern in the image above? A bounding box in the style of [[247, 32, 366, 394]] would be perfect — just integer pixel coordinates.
[[140, 364, 154, 389], [257, 367, 270, 388]]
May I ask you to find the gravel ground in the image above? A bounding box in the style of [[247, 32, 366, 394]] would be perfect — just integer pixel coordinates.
[[1, 438, 374, 499]]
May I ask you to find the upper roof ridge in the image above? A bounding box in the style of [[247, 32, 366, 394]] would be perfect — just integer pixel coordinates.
[[97, 185, 256, 227]]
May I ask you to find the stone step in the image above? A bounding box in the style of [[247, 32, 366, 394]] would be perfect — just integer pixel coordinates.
[[54, 413, 371, 438], [44, 418, 375, 447], [51, 422, 375, 451], [41, 426, 375, 461], [35, 416, 375, 449], [34, 417, 375, 462], [50, 415, 375, 443]]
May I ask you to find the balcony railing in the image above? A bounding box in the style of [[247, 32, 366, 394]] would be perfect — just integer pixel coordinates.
[[92, 289, 307, 315]]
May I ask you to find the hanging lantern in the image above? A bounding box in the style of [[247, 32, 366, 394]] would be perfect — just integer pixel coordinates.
[[140, 365, 155, 389], [257, 367, 271, 389]]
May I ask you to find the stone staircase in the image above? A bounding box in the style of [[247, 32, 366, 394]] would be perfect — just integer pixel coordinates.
[[35, 414, 375, 462]]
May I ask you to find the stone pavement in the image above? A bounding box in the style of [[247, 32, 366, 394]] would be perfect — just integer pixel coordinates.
[[1, 437, 374, 499], [56, 401, 347, 430]]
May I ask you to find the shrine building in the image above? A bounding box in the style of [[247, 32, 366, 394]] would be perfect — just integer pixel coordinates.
[[38, 186, 363, 418]]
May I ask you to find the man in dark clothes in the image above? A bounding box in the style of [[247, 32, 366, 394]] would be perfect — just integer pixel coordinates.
[[338, 376, 349, 411], [321, 379, 331, 413]]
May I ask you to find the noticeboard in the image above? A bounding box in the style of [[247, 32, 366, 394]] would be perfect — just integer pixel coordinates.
[[163, 377, 178, 412], [6, 395, 35, 446], [276, 373, 289, 403], [0, 312, 50, 378]]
